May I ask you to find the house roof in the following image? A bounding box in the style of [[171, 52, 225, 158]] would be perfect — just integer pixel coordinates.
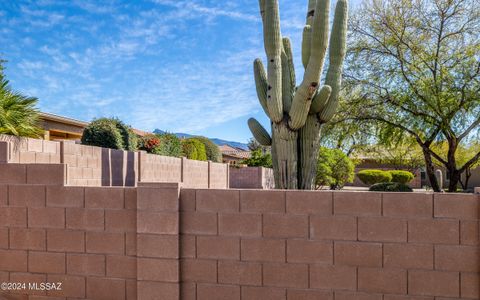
[[219, 145, 251, 159], [39, 112, 89, 127], [40, 112, 150, 137]]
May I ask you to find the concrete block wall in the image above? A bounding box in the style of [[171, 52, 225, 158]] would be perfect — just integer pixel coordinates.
[[0, 136, 60, 164], [62, 142, 103, 187], [0, 135, 229, 189], [179, 189, 480, 300], [182, 159, 209, 189], [0, 184, 180, 300], [208, 162, 229, 189], [138, 152, 182, 183], [0, 185, 479, 300], [229, 167, 275, 189]]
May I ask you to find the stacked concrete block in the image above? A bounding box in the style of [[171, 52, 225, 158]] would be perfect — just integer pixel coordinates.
[[0, 184, 182, 300], [0, 135, 61, 164], [138, 152, 182, 183], [208, 162, 229, 189], [179, 189, 480, 300], [62, 142, 102, 187], [0, 135, 231, 188], [182, 159, 209, 189], [229, 167, 275, 189]]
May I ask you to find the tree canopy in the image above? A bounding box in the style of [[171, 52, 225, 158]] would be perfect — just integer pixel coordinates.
[[345, 0, 480, 191]]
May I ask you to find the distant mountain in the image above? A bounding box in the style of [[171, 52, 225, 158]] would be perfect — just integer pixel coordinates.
[[154, 129, 249, 150]]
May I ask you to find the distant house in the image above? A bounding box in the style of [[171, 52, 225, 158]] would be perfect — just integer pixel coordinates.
[[39, 112, 149, 141], [219, 145, 251, 165], [39, 112, 88, 141]]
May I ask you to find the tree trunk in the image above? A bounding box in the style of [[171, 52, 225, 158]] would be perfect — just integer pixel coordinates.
[[447, 169, 461, 192], [460, 168, 472, 191], [422, 148, 441, 192], [446, 138, 460, 192], [466, 168, 472, 190]]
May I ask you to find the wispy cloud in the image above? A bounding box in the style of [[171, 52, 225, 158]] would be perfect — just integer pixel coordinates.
[[0, 0, 340, 140]]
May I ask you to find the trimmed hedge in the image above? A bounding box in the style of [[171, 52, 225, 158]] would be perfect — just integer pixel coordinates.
[[81, 118, 124, 150], [357, 169, 392, 185], [81, 118, 137, 151], [388, 170, 414, 184], [369, 182, 413, 192], [113, 119, 137, 151]]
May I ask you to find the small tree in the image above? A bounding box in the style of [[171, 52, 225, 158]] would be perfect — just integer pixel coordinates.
[[242, 149, 273, 168], [316, 147, 355, 190], [347, 0, 480, 192], [182, 138, 207, 161], [195, 136, 222, 162], [157, 133, 182, 157]]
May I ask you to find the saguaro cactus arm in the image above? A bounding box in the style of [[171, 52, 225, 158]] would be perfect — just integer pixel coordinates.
[[254, 59, 270, 117], [288, 0, 330, 130], [281, 38, 295, 113], [248, 118, 272, 146], [310, 85, 332, 114], [263, 0, 283, 123], [319, 0, 348, 122], [302, 26, 312, 70]]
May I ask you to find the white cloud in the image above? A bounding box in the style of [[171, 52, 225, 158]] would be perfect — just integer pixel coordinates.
[[72, 0, 116, 14], [2, 0, 326, 135]]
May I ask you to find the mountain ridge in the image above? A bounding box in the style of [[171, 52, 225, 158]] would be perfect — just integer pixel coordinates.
[[153, 129, 249, 150]]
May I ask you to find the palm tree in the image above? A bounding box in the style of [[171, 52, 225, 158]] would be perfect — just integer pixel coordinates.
[[0, 61, 43, 137]]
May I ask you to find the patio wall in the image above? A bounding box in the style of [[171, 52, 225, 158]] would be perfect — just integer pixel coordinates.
[[0, 178, 478, 299], [0, 183, 180, 300], [0, 135, 229, 189], [229, 167, 275, 189], [179, 189, 479, 300]]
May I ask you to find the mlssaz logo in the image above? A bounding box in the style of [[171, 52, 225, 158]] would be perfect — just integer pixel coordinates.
[[28, 282, 63, 291]]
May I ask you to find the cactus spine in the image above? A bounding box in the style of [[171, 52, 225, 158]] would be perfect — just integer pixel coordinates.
[[248, 0, 348, 189]]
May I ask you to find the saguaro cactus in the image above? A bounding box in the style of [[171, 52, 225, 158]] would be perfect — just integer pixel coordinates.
[[248, 0, 348, 189]]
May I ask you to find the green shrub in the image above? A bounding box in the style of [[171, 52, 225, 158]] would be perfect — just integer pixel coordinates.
[[182, 138, 207, 161], [388, 170, 414, 184], [81, 118, 137, 151], [157, 133, 182, 157], [81, 118, 124, 149], [357, 169, 392, 185], [111, 119, 137, 151], [195, 136, 222, 162], [138, 133, 182, 157], [316, 147, 355, 190], [242, 149, 272, 168], [369, 182, 413, 192]]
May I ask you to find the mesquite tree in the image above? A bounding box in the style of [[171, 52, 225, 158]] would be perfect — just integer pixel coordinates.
[[248, 0, 348, 189], [346, 0, 480, 192]]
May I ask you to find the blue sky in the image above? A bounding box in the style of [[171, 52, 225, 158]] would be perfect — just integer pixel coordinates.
[[0, 0, 358, 143]]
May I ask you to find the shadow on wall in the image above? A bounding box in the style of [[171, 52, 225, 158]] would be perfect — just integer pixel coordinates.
[[101, 148, 110, 187], [102, 148, 137, 187]]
